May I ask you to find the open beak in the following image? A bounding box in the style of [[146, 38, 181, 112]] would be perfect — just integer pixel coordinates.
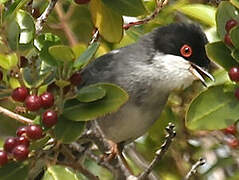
[[189, 63, 215, 87]]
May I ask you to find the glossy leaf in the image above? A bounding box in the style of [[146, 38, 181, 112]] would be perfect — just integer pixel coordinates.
[[54, 116, 85, 144], [206, 41, 238, 71], [16, 10, 35, 50], [186, 85, 239, 130], [73, 42, 100, 69], [90, 0, 123, 43], [216, 1, 239, 40], [206, 69, 231, 87], [63, 83, 129, 121], [43, 165, 79, 180], [49, 45, 75, 62], [0, 162, 28, 180], [34, 33, 61, 66], [0, 53, 18, 70], [178, 4, 216, 26], [7, 20, 20, 51], [231, 0, 239, 9], [101, 0, 146, 17], [3, 0, 28, 19], [230, 26, 239, 48], [77, 84, 106, 102], [55, 80, 70, 88]]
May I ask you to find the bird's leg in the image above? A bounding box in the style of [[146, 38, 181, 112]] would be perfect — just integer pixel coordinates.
[[103, 141, 133, 174]]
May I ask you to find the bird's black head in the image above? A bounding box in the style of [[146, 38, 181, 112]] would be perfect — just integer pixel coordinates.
[[153, 23, 210, 69]]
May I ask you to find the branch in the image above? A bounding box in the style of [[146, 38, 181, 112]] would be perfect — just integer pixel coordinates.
[[35, 0, 58, 34], [184, 158, 206, 180], [54, 2, 78, 46], [138, 123, 176, 180], [80, 122, 132, 180], [123, 0, 169, 30], [60, 144, 100, 180], [0, 105, 33, 124]]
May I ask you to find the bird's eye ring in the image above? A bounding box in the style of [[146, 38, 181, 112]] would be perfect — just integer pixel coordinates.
[[180, 44, 192, 58]]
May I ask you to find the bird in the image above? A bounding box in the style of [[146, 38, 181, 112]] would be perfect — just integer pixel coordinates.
[[81, 23, 214, 150]]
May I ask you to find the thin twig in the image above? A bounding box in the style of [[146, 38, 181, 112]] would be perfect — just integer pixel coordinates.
[[55, 2, 78, 46], [123, 0, 169, 30], [138, 123, 176, 180], [35, 0, 58, 34], [0, 105, 33, 124], [184, 158, 206, 180], [89, 29, 99, 45], [60, 144, 99, 180]]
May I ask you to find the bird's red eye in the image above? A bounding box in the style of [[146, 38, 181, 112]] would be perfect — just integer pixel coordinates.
[[180, 44, 192, 58]]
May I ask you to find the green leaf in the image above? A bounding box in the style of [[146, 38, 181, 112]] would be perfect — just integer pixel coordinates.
[[63, 83, 129, 121], [7, 20, 20, 51], [3, 0, 28, 19], [186, 85, 239, 130], [90, 0, 123, 43], [0, 53, 18, 70], [178, 4, 216, 26], [101, 0, 146, 17], [232, 49, 239, 62], [0, 0, 9, 3], [77, 84, 106, 103], [206, 69, 231, 87], [43, 165, 79, 180], [230, 26, 239, 48], [30, 136, 51, 151], [0, 162, 28, 180], [15, 10, 35, 50], [206, 41, 238, 71], [49, 45, 75, 62], [216, 1, 239, 40], [54, 116, 85, 144], [9, 78, 20, 89], [73, 42, 100, 69], [231, 0, 239, 9], [34, 33, 61, 66]]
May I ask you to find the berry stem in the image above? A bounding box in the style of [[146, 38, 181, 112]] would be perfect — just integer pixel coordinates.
[[0, 106, 33, 124]]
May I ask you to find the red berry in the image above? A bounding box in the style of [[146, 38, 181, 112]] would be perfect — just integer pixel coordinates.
[[42, 110, 58, 128], [4, 137, 17, 153], [225, 19, 238, 32], [223, 125, 237, 135], [74, 0, 90, 4], [0, 71, 3, 81], [0, 151, 8, 166], [26, 125, 43, 140], [11, 87, 29, 102], [40, 92, 54, 109], [224, 33, 233, 46], [16, 136, 30, 147], [12, 145, 29, 161], [19, 56, 28, 68], [25, 95, 42, 111], [70, 71, 82, 86], [16, 126, 27, 137], [228, 138, 239, 148], [229, 67, 239, 82]]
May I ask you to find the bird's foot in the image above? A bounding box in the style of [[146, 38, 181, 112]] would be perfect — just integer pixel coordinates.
[[102, 140, 119, 161]]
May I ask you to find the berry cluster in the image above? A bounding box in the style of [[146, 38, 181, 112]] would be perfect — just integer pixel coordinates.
[[224, 19, 238, 46], [0, 125, 43, 166], [222, 124, 239, 148], [11, 88, 57, 128]]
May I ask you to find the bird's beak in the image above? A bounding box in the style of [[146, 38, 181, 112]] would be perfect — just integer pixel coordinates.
[[189, 63, 215, 87]]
